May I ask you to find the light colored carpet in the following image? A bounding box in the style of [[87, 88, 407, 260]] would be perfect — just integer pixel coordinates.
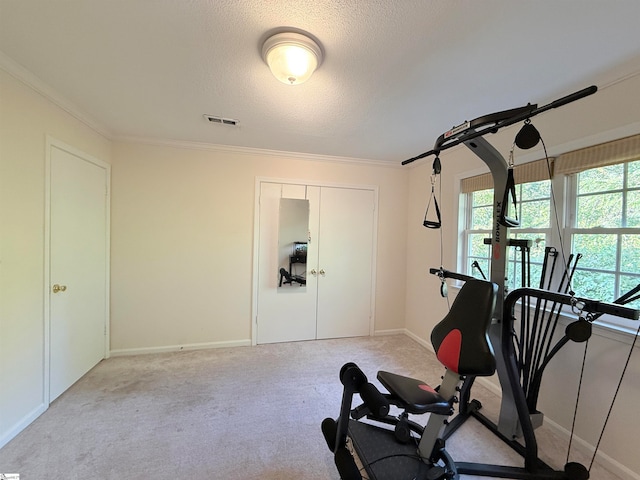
[[0, 335, 623, 479]]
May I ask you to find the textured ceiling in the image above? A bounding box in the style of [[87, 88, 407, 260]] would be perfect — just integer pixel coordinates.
[[1, 0, 640, 164]]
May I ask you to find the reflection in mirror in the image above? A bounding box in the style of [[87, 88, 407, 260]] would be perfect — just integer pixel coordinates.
[[278, 198, 309, 291]]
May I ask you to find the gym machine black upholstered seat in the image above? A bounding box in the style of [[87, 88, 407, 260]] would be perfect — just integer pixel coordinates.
[[377, 371, 450, 415], [322, 279, 499, 480], [377, 279, 497, 416]]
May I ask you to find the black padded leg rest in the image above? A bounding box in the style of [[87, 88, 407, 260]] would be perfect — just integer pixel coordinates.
[[377, 371, 451, 415]]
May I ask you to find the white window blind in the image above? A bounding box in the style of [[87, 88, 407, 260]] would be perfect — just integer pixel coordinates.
[[555, 134, 640, 175]]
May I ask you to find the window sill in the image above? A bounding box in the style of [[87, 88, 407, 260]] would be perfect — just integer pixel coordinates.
[[513, 301, 639, 348], [449, 281, 639, 346], [591, 318, 640, 346]]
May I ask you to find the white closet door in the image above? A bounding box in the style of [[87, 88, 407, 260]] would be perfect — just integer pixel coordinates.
[[49, 144, 108, 401], [256, 183, 317, 344], [316, 187, 375, 339]]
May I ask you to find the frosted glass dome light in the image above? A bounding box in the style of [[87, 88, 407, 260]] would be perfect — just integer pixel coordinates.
[[262, 32, 323, 85]]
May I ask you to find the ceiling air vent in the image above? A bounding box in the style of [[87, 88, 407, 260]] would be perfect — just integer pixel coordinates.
[[204, 114, 239, 126]]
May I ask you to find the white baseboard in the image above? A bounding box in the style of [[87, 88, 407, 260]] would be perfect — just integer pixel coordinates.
[[0, 402, 47, 450], [110, 339, 252, 357], [543, 416, 640, 480], [374, 328, 406, 336], [474, 373, 502, 397], [402, 328, 431, 350], [402, 328, 638, 479]]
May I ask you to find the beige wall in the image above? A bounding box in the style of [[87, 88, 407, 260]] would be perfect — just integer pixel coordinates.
[[404, 74, 640, 476], [3, 48, 640, 477], [0, 59, 408, 448], [109, 141, 409, 352], [0, 69, 111, 446]]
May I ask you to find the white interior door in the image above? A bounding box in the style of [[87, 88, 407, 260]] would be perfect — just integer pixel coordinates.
[[256, 182, 318, 344], [316, 187, 375, 339], [49, 142, 108, 401]]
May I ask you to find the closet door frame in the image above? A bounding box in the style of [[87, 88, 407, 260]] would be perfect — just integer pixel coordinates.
[[251, 177, 378, 346]]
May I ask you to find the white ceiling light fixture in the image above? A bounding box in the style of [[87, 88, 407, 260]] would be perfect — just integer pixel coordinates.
[[262, 31, 323, 85]]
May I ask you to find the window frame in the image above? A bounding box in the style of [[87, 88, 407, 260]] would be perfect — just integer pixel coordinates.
[[458, 160, 640, 334], [563, 160, 640, 332], [460, 180, 554, 292]]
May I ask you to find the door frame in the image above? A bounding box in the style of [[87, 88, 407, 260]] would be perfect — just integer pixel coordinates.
[[43, 136, 111, 406], [251, 177, 378, 345]]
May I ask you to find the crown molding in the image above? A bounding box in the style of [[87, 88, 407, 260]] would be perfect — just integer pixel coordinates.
[[0, 49, 112, 139], [114, 135, 404, 168], [600, 68, 640, 90]]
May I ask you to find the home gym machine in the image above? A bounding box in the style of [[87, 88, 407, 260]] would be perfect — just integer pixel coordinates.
[[321, 86, 640, 479]]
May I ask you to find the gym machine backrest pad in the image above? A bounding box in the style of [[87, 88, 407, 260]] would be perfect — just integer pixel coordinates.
[[431, 279, 498, 376]]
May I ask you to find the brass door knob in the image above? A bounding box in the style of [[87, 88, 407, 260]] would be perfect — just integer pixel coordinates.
[[52, 284, 67, 293]]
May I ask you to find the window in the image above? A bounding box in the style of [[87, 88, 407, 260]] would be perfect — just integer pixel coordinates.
[[567, 160, 640, 329], [463, 180, 551, 293], [460, 156, 640, 332]]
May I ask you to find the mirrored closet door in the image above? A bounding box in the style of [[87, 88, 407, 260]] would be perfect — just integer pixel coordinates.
[[255, 181, 376, 344]]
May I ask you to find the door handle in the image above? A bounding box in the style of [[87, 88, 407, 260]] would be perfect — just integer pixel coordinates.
[[319, 269, 325, 276], [52, 284, 67, 293], [310, 269, 317, 276]]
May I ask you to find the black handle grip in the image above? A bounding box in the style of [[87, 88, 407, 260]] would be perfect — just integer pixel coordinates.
[[548, 85, 597, 110], [359, 382, 390, 418], [582, 299, 639, 320], [429, 267, 475, 283]]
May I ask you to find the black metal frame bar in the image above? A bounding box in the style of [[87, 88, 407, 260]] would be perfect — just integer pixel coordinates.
[[401, 86, 597, 166]]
